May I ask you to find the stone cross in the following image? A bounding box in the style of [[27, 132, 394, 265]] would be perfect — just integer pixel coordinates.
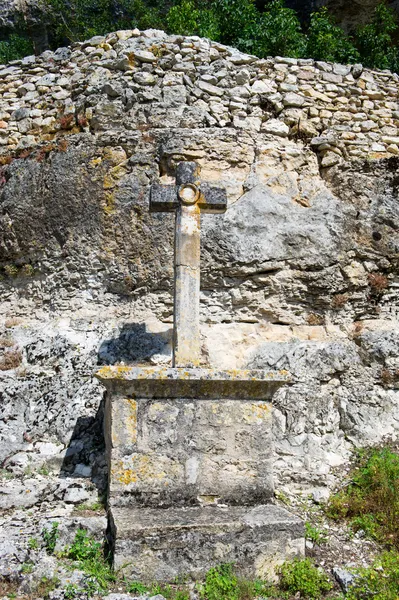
[[150, 162, 227, 368]]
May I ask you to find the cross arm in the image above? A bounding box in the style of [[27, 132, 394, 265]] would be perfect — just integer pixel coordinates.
[[150, 183, 178, 213], [198, 183, 227, 214]]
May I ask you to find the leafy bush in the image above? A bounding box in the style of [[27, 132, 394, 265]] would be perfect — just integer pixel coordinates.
[[167, 0, 201, 36], [254, 0, 307, 58], [304, 522, 328, 545], [210, 0, 258, 51], [43, 0, 163, 44], [347, 551, 399, 600], [279, 558, 332, 599], [0, 34, 34, 63], [306, 7, 359, 63], [326, 447, 399, 548], [41, 521, 59, 554], [199, 563, 239, 600], [166, 0, 220, 39], [356, 3, 399, 71]]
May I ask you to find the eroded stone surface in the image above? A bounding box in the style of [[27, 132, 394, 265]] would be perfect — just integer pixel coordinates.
[[111, 504, 304, 580], [0, 29, 397, 498]]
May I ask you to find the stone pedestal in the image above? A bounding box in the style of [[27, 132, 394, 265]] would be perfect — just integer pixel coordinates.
[[96, 367, 304, 581]]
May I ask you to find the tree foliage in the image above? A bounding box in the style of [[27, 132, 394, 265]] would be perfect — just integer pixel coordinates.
[[1, 0, 399, 75], [306, 7, 359, 64], [0, 33, 34, 64], [356, 2, 399, 71]]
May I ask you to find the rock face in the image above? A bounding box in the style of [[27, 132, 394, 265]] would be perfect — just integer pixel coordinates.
[[0, 29, 398, 503]]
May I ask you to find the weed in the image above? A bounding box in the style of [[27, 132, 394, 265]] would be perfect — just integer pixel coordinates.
[[368, 273, 388, 294], [198, 563, 239, 600], [380, 368, 399, 387], [63, 528, 115, 592], [332, 293, 349, 309], [20, 264, 34, 277], [305, 522, 328, 545], [38, 465, 50, 476], [77, 115, 88, 128], [58, 138, 69, 152], [0, 336, 15, 347], [36, 576, 60, 597], [42, 521, 59, 554], [74, 501, 104, 512], [28, 537, 39, 550], [326, 446, 399, 548], [4, 264, 18, 277], [347, 551, 399, 600], [279, 557, 332, 599], [0, 468, 14, 480], [126, 581, 149, 594], [4, 317, 20, 328], [306, 313, 324, 326], [275, 490, 292, 506], [59, 114, 74, 129], [64, 583, 85, 599], [20, 561, 34, 574], [0, 348, 22, 371]]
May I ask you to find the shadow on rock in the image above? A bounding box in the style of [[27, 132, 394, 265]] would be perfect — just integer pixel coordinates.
[[98, 322, 172, 365], [59, 397, 107, 499]]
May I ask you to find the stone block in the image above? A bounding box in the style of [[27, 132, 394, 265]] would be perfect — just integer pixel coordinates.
[[106, 396, 274, 507], [111, 504, 305, 581]]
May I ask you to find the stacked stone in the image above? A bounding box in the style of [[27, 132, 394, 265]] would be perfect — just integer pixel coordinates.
[[0, 28, 398, 163]]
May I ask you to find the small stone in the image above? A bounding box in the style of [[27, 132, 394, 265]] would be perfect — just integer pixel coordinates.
[[236, 69, 250, 85], [74, 464, 92, 477], [361, 120, 377, 132], [332, 568, 357, 594], [102, 82, 123, 97], [132, 50, 157, 63], [197, 80, 224, 97], [116, 30, 134, 40], [12, 107, 30, 121], [63, 487, 90, 504], [262, 118, 289, 137], [251, 80, 274, 94], [229, 53, 257, 65], [283, 92, 305, 107], [352, 63, 363, 78], [0, 120, 7, 129], [321, 151, 340, 167], [387, 144, 399, 155], [133, 72, 156, 86], [371, 143, 386, 152], [17, 82, 35, 96]]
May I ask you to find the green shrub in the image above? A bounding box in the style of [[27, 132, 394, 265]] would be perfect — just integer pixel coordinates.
[[306, 7, 359, 64], [356, 3, 399, 71], [326, 446, 399, 548], [63, 528, 115, 592], [199, 563, 239, 600], [0, 34, 34, 64], [42, 521, 59, 554], [279, 558, 332, 599], [254, 0, 307, 58], [347, 551, 399, 600], [43, 0, 163, 44], [210, 0, 259, 51], [304, 522, 328, 545], [126, 581, 149, 594]]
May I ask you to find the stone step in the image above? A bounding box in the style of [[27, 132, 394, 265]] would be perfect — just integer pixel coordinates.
[[110, 503, 304, 581]]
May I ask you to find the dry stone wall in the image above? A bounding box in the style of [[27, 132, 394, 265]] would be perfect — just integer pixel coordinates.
[[0, 29, 398, 503], [0, 29, 399, 161]]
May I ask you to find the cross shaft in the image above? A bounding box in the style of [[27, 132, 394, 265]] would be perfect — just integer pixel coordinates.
[[150, 162, 227, 368]]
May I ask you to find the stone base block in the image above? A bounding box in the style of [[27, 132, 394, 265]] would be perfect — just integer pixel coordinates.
[[110, 504, 304, 581]]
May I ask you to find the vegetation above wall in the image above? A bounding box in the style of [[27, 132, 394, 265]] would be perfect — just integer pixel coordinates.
[[1, 0, 399, 73]]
